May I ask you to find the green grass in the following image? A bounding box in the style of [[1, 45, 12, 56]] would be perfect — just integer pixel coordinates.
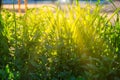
[[0, 3, 120, 80]]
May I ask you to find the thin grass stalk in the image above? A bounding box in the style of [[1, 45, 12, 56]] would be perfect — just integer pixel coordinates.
[[12, 0, 17, 64], [106, 8, 120, 24], [76, 0, 79, 5]]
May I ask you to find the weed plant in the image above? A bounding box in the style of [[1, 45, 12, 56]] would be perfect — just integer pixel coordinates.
[[0, 3, 120, 80]]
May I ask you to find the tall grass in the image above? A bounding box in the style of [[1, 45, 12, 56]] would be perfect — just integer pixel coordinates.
[[0, 3, 120, 80], [0, 9, 13, 80]]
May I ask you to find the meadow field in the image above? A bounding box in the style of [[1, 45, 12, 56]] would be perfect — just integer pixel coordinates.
[[0, 1, 120, 80]]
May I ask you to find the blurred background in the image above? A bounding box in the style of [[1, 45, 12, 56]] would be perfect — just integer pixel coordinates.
[[3, 0, 107, 4], [2, 0, 120, 13]]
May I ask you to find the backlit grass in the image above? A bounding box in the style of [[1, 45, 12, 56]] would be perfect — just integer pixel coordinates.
[[0, 4, 120, 80]]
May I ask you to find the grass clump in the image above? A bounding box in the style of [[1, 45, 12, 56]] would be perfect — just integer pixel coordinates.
[[0, 4, 120, 80]]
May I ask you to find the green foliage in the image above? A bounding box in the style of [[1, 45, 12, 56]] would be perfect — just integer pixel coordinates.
[[0, 4, 120, 80]]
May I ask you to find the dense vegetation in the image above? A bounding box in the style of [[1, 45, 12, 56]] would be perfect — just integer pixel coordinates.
[[0, 3, 120, 80]]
